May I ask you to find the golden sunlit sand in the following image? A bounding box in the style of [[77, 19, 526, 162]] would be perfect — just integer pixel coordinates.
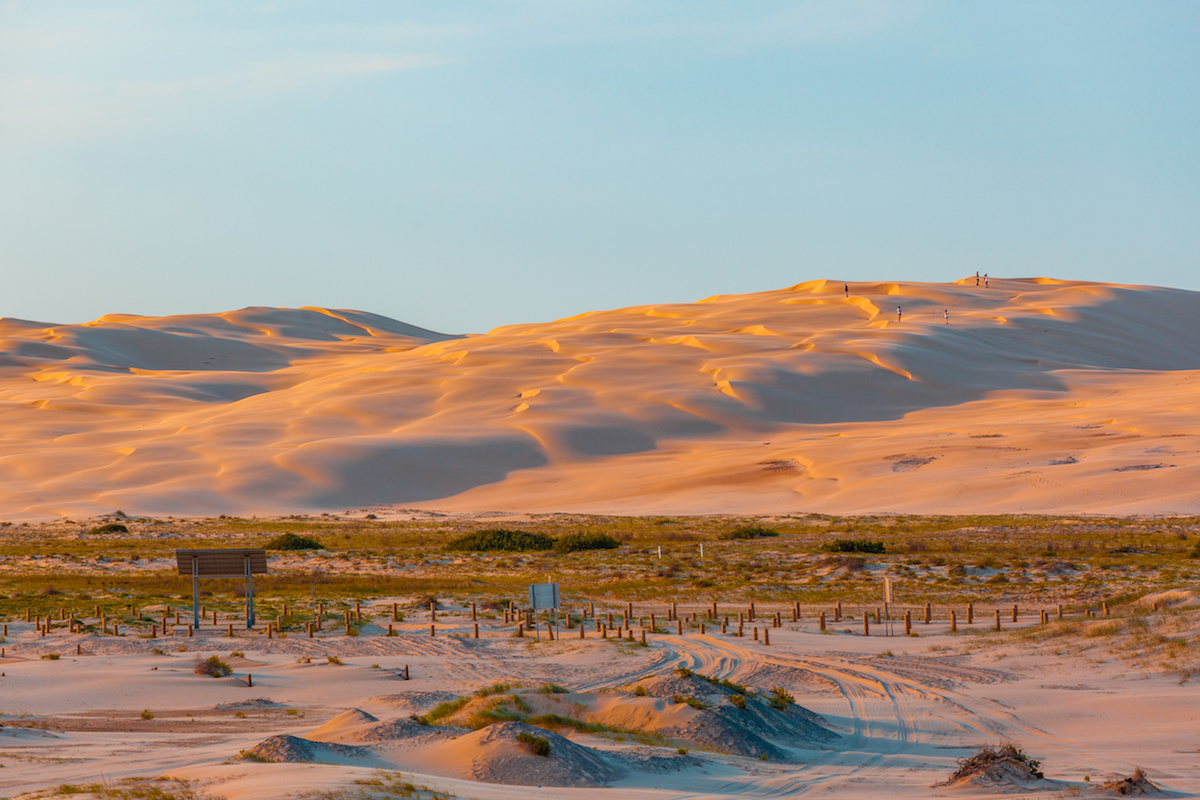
[[1, 277, 1198, 520]]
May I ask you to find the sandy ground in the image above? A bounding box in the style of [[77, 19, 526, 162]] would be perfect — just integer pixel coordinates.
[[1, 606, 1196, 799], [3, 277, 1200, 520]]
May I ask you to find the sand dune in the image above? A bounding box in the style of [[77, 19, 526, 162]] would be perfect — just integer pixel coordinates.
[[2, 278, 1199, 519]]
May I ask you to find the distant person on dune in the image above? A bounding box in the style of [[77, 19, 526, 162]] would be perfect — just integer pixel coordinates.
[[985, 274, 989, 288], [975, 271, 980, 286], [897, 306, 902, 322], [845, 283, 849, 297], [944, 309, 949, 324]]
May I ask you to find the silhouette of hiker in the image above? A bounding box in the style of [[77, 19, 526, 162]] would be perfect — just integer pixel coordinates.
[[897, 306, 902, 322], [944, 309, 949, 324], [984, 274, 989, 288], [844, 283, 849, 297], [975, 271, 980, 286]]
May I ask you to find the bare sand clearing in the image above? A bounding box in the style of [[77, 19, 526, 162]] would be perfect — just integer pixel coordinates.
[[0, 604, 1195, 798], [2, 277, 1200, 520]]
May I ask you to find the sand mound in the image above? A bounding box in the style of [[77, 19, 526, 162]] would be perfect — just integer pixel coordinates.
[[244, 734, 372, 765], [938, 743, 1046, 790], [1136, 590, 1196, 609], [7, 278, 1200, 517], [309, 708, 379, 738], [426, 721, 623, 787], [1103, 768, 1162, 796]]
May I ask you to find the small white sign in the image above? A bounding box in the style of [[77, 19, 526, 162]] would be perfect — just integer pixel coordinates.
[[529, 583, 560, 610]]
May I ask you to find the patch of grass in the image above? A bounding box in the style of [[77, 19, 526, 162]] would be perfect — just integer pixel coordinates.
[[193, 655, 232, 677], [229, 650, 245, 658], [515, 731, 551, 756], [326, 655, 343, 665], [424, 695, 471, 723], [768, 687, 794, 710], [730, 694, 747, 709], [140, 709, 154, 720], [41, 653, 61, 660], [538, 683, 569, 694], [445, 529, 555, 552], [672, 694, 706, 710]]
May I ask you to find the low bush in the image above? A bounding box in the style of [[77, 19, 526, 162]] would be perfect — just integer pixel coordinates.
[[823, 539, 886, 554], [264, 533, 324, 551], [193, 655, 232, 677], [720, 526, 779, 541], [515, 732, 551, 757], [87, 522, 128, 535], [446, 529, 555, 552], [730, 694, 747, 709], [553, 532, 620, 553]]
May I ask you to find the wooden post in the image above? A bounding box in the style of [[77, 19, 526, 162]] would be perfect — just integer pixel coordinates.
[[640, 629, 646, 645], [924, 603, 931, 624], [227, 623, 233, 637], [212, 611, 217, 626], [819, 612, 826, 632], [904, 610, 911, 635], [671, 601, 677, 620], [864, 615, 870, 636], [753, 627, 759, 641], [1057, 603, 1063, 620], [113, 624, 119, 636], [950, 610, 957, 632], [430, 624, 435, 637], [267, 624, 273, 639], [967, 603, 974, 625], [345, 618, 351, 636], [677, 619, 683, 635], [764, 628, 770, 645], [578, 624, 584, 639], [994, 609, 1001, 631], [393, 603, 399, 622], [474, 623, 480, 639], [1103, 601, 1110, 616], [712, 601, 718, 617], [546, 621, 554, 641], [188, 625, 193, 637], [247, 674, 252, 687], [517, 623, 524, 637], [472, 603, 477, 621], [1012, 604, 1018, 623], [835, 602, 841, 623], [650, 613, 656, 631], [308, 623, 314, 638], [1041, 609, 1048, 624], [700, 622, 705, 634], [721, 619, 727, 634], [750, 601, 756, 620], [430, 601, 436, 621]]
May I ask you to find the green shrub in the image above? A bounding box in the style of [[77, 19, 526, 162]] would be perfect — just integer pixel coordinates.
[[675, 666, 693, 677], [553, 532, 620, 553], [264, 533, 324, 551], [445, 529, 555, 552], [140, 709, 154, 720], [538, 683, 569, 694], [193, 655, 232, 677], [730, 694, 747, 709], [41, 653, 60, 660], [768, 687, 794, 710], [719, 525, 779, 541], [516, 732, 551, 756], [823, 539, 886, 554], [633, 685, 648, 697], [87, 522, 127, 535], [672, 694, 706, 710]]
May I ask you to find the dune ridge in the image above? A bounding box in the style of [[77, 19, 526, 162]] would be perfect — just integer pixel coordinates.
[[2, 277, 1199, 519]]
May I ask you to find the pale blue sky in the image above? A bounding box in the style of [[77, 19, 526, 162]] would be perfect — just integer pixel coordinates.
[[2, 1, 1197, 334]]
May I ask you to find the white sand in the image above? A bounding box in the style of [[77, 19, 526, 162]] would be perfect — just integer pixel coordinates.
[[0, 612, 1196, 798], [1, 277, 1199, 520]]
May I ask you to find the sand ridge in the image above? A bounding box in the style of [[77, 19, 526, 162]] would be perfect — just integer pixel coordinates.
[[2, 277, 1200, 519]]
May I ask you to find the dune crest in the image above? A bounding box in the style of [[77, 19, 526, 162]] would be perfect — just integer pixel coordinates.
[[2, 278, 1200, 518]]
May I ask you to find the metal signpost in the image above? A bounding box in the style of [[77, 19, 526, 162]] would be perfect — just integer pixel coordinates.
[[175, 549, 268, 629], [528, 582, 560, 641]]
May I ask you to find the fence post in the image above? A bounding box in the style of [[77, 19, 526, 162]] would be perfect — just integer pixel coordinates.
[[924, 603, 931, 624], [950, 610, 957, 632], [819, 612, 826, 632], [994, 609, 1001, 631], [904, 610, 911, 635]]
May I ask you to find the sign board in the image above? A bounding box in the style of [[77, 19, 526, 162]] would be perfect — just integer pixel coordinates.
[[528, 583, 560, 610], [176, 549, 268, 578]]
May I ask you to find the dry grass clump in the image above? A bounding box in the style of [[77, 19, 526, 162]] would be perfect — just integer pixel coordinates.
[[193, 655, 232, 677], [1103, 766, 1160, 796]]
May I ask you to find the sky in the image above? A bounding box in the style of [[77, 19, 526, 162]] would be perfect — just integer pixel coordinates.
[[2, 1, 1198, 335]]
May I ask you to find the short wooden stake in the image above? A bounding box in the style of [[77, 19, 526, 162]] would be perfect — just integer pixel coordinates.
[[863, 615, 870, 636], [1057, 603, 1064, 620], [904, 610, 911, 635], [763, 628, 770, 645], [393, 603, 399, 621], [700, 622, 705, 634], [640, 629, 646, 645], [517, 623, 524, 637], [474, 623, 480, 639], [819, 612, 826, 632], [188, 625, 193, 637], [248, 673, 253, 687], [994, 609, 1001, 631], [578, 624, 584, 639], [1012, 604, 1018, 623], [834, 602, 841, 623], [1103, 601, 1110, 615], [309, 623, 314, 638], [950, 610, 957, 632], [924, 603, 931, 624], [227, 623, 233, 637], [967, 603, 974, 625], [430, 624, 435, 637], [546, 621, 554, 640], [753, 627, 758, 641], [677, 619, 683, 635], [472, 602, 477, 621]]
